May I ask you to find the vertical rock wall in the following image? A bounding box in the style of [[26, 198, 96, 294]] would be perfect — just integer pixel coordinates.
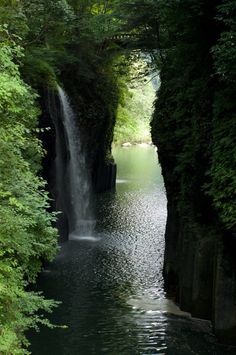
[[152, 121, 236, 344], [39, 75, 118, 240], [151, 0, 236, 344]]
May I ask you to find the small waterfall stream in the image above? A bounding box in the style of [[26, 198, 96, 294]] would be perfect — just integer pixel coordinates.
[[56, 86, 94, 237]]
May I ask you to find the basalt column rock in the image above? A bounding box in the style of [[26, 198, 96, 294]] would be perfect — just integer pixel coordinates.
[[39, 76, 118, 240], [150, 0, 236, 344], [213, 234, 236, 344], [93, 159, 117, 193], [61, 75, 118, 194], [39, 88, 69, 241]]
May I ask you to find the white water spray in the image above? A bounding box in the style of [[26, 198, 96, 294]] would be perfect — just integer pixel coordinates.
[[57, 86, 95, 237]]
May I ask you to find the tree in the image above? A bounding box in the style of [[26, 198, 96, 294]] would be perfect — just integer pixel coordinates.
[[0, 27, 58, 354]]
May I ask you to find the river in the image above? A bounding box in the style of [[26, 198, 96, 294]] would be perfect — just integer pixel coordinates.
[[30, 146, 235, 355]]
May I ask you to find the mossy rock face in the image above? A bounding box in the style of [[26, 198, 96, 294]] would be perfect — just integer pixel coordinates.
[[60, 70, 118, 191], [38, 65, 119, 199], [151, 0, 236, 344]]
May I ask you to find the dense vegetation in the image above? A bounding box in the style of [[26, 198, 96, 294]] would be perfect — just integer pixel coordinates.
[[139, 0, 236, 342], [0, 0, 235, 352], [92, 0, 236, 343], [113, 0, 235, 239], [0, 1, 127, 352], [114, 71, 156, 145], [0, 27, 58, 353], [149, 0, 236, 232], [0, 1, 113, 353]]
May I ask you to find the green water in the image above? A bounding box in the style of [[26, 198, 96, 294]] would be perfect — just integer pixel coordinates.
[[30, 146, 235, 355]]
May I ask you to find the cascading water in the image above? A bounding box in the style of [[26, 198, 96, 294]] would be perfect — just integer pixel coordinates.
[[56, 86, 94, 238]]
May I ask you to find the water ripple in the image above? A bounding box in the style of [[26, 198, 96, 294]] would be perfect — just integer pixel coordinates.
[[30, 147, 235, 355]]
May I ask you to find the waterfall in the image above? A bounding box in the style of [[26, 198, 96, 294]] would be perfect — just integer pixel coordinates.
[[56, 86, 94, 237]]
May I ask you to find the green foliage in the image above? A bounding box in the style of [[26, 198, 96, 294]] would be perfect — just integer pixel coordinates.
[[0, 31, 58, 354], [18, 0, 123, 87], [213, 1, 236, 82], [0, 2, 28, 40], [206, 90, 236, 229], [149, 0, 236, 231], [114, 68, 156, 145], [0, 2, 128, 348], [207, 1, 236, 229], [1, 0, 235, 352], [20, 0, 75, 86]]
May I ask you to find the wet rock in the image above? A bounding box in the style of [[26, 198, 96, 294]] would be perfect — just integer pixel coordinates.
[[93, 161, 117, 193], [137, 142, 151, 147], [122, 142, 132, 147], [163, 201, 236, 345], [213, 235, 236, 345]]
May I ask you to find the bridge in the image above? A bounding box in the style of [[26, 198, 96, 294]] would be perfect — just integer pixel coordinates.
[[102, 32, 158, 51]]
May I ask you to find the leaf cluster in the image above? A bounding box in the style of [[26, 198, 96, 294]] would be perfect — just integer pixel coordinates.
[[0, 35, 58, 354]]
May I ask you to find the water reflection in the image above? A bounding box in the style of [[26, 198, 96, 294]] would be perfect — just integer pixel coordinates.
[[30, 147, 235, 355]]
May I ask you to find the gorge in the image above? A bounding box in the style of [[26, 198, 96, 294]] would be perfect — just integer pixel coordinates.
[[30, 146, 234, 354], [0, 1, 236, 354]]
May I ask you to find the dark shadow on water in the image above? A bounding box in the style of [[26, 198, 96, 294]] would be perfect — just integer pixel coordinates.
[[30, 147, 235, 355]]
